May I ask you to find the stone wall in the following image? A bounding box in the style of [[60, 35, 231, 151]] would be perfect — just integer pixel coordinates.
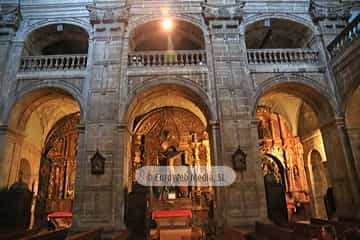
[[0, 0, 359, 236]]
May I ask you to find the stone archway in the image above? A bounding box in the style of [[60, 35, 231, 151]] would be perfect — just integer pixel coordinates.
[[0, 87, 81, 228], [253, 81, 358, 220], [123, 84, 217, 238]]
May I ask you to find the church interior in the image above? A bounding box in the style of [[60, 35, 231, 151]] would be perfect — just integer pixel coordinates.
[[0, 0, 359, 240]]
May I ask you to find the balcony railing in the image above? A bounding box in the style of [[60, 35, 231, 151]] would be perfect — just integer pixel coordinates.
[[247, 49, 320, 65], [128, 50, 207, 67], [328, 14, 360, 57], [19, 54, 88, 72]]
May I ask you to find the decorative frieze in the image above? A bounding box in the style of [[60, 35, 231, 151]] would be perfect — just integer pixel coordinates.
[[0, 6, 21, 30], [201, 2, 245, 23], [86, 4, 129, 32], [309, 0, 351, 23]]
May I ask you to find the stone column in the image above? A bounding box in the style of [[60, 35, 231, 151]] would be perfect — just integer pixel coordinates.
[[0, 125, 9, 187], [71, 123, 86, 229], [321, 118, 360, 217], [209, 120, 225, 228], [250, 119, 268, 222], [335, 117, 360, 203], [0, 125, 25, 187], [113, 122, 127, 229]]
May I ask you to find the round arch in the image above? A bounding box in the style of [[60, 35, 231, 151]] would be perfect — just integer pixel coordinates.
[[123, 80, 216, 125], [122, 83, 217, 193], [3, 83, 85, 124], [244, 14, 317, 35], [19, 19, 92, 42], [128, 14, 209, 39], [251, 75, 338, 124], [128, 16, 206, 51], [306, 147, 327, 168], [244, 15, 316, 49]]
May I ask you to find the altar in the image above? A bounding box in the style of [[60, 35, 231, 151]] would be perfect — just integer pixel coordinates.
[[152, 209, 192, 240], [149, 199, 207, 240]]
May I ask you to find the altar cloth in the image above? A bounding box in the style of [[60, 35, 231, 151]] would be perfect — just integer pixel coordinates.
[[48, 212, 72, 218], [152, 210, 192, 218]]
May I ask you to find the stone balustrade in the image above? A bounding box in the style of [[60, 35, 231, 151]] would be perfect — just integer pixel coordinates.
[[247, 49, 320, 65], [328, 14, 360, 57], [19, 54, 88, 72], [128, 50, 207, 67]]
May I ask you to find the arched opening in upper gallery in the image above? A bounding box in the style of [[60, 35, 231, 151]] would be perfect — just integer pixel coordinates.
[[245, 18, 314, 49], [128, 19, 206, 66], [254, 82, 342, 222], [20, 24, 89, 72], [1, 87, 81, 229], [245, 18, 319, 65]]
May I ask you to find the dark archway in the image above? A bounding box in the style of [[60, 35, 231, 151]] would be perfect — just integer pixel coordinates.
[[262, 155, 288, 224], [24, 24, 89, 55], [245, 18, 314, 49]]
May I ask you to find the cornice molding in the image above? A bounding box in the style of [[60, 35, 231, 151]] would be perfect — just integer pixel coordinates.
[[0, 5, 21, 30]]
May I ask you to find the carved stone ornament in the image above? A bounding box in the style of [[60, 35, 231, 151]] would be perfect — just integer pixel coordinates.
[[232, 146, 247, 172], [0, 6, 21, 30], [90, 150, 106, 175], [309, 0, 351, 23], [86, 4, 129, 25], [201, 2, 245, 22]]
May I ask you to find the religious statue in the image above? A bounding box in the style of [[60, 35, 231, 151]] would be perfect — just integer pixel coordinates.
[[258, 119, 272, 139], [156, 146, 183, 199], [198, 142, 208, 166]]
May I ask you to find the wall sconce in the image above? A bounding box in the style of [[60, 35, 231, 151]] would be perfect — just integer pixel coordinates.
[[232, 146, 247, 172], [90, 150, 105, 175]]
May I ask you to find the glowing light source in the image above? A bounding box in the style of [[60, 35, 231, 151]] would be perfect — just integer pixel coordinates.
[[162, 19, 173, 31], [161, 7, 169, 15]]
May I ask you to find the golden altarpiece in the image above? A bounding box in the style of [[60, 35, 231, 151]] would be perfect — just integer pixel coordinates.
[[36, 113, 80, 219], [256, 106, 311, 222], [128, 107, 214, 232]]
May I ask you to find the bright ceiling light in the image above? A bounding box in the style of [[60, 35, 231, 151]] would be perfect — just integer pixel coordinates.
[[161, 7, 169, 15], [162, 19, 173, 31]]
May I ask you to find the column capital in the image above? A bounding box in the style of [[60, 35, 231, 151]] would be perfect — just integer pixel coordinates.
[[76, 123, 86, 133], [209, 120, 220, 128], [335, 116, 346, 128], [250, 118, 260, 127], [117, 122, 127, 131], [0, 124, 8, 134]]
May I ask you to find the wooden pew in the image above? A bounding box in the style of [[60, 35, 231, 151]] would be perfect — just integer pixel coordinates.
[[311, 218, 359, 240], [255, 222, 294, 240], [20, 228, 69, 240], [286, 222, 336, 240], [0, 228, 41, 240], [224, 228, 246, 240], [66, 228, 103, 240], [338, 217, 360, 225], [111, 229, 127, 240]]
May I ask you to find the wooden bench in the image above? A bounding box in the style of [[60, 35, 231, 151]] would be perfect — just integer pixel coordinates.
[[20, 228, 69, 240], [311, 218, 359, 240], [66, 228, 103, 240], [338, 217, 360, 225], [255, 222, 294, 240], [0, 228, 41, 240], [286, 222, 336, 240], [224, 228, 246, 240]]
